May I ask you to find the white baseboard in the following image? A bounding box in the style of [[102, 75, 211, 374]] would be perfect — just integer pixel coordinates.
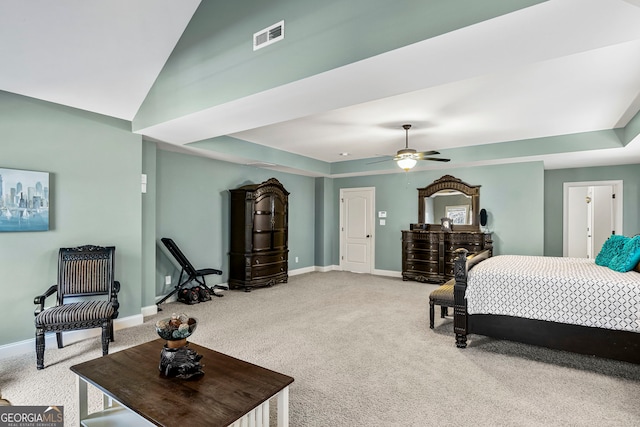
[[289, 266, 316, 276], [141, 305, 158, 317], [314, 264, 340, 273], [0, 313, 144, 360], [373, 269, 402, 278]]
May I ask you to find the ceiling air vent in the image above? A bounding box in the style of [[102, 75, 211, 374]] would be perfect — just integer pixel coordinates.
[[253, 20, 284, 51]]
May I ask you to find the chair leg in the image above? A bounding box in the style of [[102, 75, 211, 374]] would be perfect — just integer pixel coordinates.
[[109, 320, 114, 342], [101, 323, 110, 356], [440, 306, 447, 318], [56, 332, 63, 349], [36, 328, 45, 370], [429, 302, 435, 329]]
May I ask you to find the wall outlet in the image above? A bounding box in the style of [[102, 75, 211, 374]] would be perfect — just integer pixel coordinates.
[[165, 275, 171, 285], [295, 256, 299, 263]]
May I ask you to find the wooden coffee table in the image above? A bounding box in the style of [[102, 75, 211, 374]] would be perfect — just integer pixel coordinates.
[[70, 339, 294, 427]]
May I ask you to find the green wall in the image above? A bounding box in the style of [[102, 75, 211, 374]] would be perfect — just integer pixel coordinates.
[[142, 140, 158, 307], [332, 162, 545, 271], [154, 150, 317, 295], [314, 177, 336, 267], [134, 0, 544, 130], [0, 91, 143, 346], [544, 164, 640, 256]]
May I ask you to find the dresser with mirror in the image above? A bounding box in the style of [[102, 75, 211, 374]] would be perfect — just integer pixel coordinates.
[[402, 175, 492, 283]]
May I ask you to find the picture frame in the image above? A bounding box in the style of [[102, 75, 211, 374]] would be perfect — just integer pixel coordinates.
[[0, 167, 50, 232], [445, 205, 469, 225], [440, 217, 452, 232]]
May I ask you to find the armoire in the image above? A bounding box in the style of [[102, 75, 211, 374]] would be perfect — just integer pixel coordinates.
[[229, 178, 289, 291]]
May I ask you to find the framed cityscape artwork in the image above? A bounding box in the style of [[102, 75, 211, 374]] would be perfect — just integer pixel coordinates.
[[0, 167, 50, 232]]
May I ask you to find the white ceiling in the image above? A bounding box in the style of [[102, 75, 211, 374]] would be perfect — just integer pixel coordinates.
[[2, 0, 640, 173], [0, 0, 201, 120]]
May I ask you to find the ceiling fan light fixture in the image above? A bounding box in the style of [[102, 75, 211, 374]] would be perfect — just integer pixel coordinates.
[[397, 156, 417, 171], [396, 124, 417, 171], [387, 123, 449, 170]]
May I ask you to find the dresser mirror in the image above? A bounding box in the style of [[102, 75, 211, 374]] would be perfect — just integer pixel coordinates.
[[417, 175, 480, 228]]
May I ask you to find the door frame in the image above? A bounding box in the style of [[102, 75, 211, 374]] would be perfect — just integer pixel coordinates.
[[562, 180, 623, 257], [339, 187, 375, 273]]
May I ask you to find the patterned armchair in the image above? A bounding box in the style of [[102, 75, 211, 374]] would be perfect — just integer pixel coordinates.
[[34, 245, 120, 370]]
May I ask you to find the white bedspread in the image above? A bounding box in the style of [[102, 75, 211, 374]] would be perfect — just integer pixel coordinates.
[[466, 255, 640, 332]]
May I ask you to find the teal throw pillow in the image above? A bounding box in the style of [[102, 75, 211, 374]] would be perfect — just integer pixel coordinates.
[[595, 235, 629, 267], [609, 235, 640, 273]]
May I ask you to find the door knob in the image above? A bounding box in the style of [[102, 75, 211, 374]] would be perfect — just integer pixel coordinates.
[[366, 235, 371, 238]]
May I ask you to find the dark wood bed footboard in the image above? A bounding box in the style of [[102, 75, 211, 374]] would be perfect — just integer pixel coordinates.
[[453, 248, 490, 348], [452, 249, 640, 364]]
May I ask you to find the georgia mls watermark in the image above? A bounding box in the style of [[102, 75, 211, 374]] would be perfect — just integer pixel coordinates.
[[0, 406, 63, 427]]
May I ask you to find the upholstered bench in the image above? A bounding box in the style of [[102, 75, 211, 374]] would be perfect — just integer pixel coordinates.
[[429, 279, 455, 329]]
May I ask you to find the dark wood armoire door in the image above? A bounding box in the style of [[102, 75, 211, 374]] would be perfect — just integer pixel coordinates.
[[229, 178, 289, 291]]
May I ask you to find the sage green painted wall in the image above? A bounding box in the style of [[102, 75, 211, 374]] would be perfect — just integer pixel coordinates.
[[142, 140, 157, 307], [134, 0, 544, 130], [154, 150, 316, 294], [544, 164, 640, 257], [314, 177, 336, 266], [332, 162, 544, 271], [0, 91, 143, 346], [191, 136, 330, 177]]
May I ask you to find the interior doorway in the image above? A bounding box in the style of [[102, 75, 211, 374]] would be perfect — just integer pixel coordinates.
[[563, 180, 623, 258], [339, 187, 375, 273]]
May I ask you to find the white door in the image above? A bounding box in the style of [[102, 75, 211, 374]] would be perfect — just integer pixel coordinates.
[[567, 187, 588, 258], [588, 185, 614, 259], [563, 181, 622, 258], [340, 188, 374, 273]]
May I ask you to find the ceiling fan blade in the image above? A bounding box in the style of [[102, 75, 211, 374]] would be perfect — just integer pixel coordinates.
[[420, 157, 451, 162], [414, 150, 440, 159]]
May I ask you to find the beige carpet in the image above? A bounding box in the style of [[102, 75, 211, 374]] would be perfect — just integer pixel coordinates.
[[1, 271, 639, 426]]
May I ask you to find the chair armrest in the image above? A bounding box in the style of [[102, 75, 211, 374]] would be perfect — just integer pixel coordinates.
[[110, 281, 121, 317], [34, 285, 58, 316]]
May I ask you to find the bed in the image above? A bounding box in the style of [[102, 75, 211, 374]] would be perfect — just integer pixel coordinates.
[[452, 247, 640, 364]]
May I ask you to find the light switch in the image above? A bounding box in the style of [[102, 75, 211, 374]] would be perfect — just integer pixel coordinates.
[[380, 219, 386, 226]]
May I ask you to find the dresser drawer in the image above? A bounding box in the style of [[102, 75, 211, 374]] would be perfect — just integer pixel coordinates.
[[251, 262, 287, 278], [445, 243, 482, 252], [252, 253, 287, 265], [404, 241, 439, 251], [444, 265, 454, 276], [445, 250, 479, 263], [405, 251, 439, 262], [404, 261, 439, 274]]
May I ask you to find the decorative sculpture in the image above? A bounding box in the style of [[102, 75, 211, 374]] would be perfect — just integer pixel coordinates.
[[156, 313, 204, 379]]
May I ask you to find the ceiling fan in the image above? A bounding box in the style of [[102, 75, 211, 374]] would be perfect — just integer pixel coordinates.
[[393, 124, 450, 171]]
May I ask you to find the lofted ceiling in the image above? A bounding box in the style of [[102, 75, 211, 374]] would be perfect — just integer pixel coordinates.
[[2, 0, 640, 176]]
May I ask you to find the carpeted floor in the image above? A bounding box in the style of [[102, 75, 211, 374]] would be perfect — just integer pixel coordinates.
[[1, 271, 639, 426]]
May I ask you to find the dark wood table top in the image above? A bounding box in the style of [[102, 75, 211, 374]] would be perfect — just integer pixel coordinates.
[[70, 339, 294, 427]]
